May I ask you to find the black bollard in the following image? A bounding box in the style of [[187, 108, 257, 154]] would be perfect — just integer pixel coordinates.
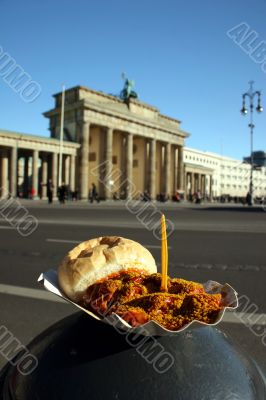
[[0, 312, 265, 400]]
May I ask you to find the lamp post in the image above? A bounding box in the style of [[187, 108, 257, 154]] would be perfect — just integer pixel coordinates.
[[58, 84, 65, 188], [240, 81, 263, 205]]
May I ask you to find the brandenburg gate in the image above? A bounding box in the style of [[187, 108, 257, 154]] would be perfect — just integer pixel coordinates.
[[0, 84, 190, 200], [44, 85, 189, 200]]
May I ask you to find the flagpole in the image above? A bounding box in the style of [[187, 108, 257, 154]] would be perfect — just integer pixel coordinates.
[[58, 84, 65, 188]]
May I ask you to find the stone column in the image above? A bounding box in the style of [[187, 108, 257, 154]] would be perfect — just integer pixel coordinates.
[[32, 150, 39, 199], [194, 174, 198, 191], [209, 175, 213, 200], [105, 127, 113, 199], [1, 149, 8, 198], [173, 147, 177, 193], [52, 152, 58, 197], [185, 172, 189, 196], [165, 143, 171, 197], [126, 132, 133, 199], [23, 157, 29, 197], [205, 175, 210, 198], [186, 173, 189, 195], [199, 174, 202, 193], [197, 174, 201, 192], [144, 140, 149, 191], [149, 139, 156, 199], [70, 154, 76, 192], [64, 155, 70, 186], [202, 175, 206, 196], [41, 155, 48, 199], [191, 173, 195, 194], [80, 121, 90, 200], [10, 146, 17, 197], [177, 146, 184, 190]]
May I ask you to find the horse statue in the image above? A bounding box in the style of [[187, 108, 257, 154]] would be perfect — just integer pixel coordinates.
[[120, 73, 138, 101]]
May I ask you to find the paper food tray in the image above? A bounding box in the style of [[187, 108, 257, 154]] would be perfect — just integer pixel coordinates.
[[38, 269, 238, 337]]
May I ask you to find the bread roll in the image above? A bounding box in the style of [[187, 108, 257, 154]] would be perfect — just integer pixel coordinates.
[[58, 236, 157, 302]]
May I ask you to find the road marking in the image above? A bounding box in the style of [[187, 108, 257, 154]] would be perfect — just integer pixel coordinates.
[[46, 238, 171, 249], [0, 283, 65, 303], [0, 283, 265, 326], [46, 238, 80, 244], [0, 225, 14, 229], [145, 245, 172, 249], [221, 311, 266, 326]]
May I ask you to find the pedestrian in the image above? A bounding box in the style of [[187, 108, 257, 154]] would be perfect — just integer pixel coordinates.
[[30, 187, 36, 199], [113, 191, 119, 200], [90, 183, 100, 203], [41, 179, 54, 203], [174, 190, 180, 202], [246, 191, 252, 206], [144, 190, 151, 201], [58, 182, 66, 204], [195, 190, 202, 204], [71, 190, 77, 201], [47, 179, 54, 204]]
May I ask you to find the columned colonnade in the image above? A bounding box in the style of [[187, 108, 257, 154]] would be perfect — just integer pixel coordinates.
[[0, 128, 184, 201], [78, 121, 184, 200], [0, 132, 79, 198], [185, 169, 213, 198]]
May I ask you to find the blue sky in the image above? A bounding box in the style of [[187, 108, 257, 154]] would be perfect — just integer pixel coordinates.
[[0, 0, 266, 160]]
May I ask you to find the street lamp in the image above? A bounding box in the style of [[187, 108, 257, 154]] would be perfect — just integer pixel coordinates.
[[240, 81, 263, 205]]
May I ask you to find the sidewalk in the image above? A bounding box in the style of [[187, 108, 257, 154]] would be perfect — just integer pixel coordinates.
[[12, 198, 264, 210], [12, 198, 188, 210]]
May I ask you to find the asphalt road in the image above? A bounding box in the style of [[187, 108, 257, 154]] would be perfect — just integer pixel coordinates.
[[0, 201, 266, 374]]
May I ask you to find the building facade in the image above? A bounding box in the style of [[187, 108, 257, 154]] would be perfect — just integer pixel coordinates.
[[244, 151, 266, 168], [184, 147, 266, 199]]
